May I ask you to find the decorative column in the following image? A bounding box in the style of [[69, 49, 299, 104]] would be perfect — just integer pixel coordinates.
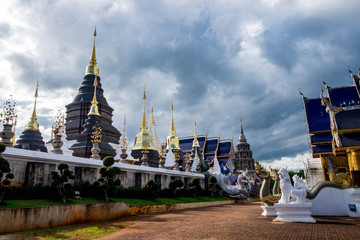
[[119, 115, 129, 163], [0, 96, 17, 147], [158, 146, 165, 168], [173, 151, 180, 171], [184, 153, 191, 172], [90, 124, 101, 160], [51, 110, 64, 154]]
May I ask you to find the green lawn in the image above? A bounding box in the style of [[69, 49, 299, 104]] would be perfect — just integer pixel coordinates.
[[0, 196, 232, 208]]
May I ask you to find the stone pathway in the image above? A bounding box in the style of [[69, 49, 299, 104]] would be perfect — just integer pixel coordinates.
[[99, 202, 360, 240]]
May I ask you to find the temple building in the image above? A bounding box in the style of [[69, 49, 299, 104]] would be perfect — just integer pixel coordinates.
[[65, 28, 120, 154], [301, 67, 360, 186], [14, 82, 47, 152], [179, 134, 236, 173], [233, 118, 256, 176], [71, 75, 115, 159], [131, 88, 159, 167]]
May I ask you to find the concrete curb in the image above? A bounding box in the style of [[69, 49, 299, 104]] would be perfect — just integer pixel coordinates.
[[0, 200, 235, 234]]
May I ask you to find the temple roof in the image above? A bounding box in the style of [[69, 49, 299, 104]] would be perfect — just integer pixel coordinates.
[[334, 108, 360, 130], [327, 85, 359, 108], [204, 138, 218, 155], [303, 97, 331, 133], [179, 135, 206, 152]]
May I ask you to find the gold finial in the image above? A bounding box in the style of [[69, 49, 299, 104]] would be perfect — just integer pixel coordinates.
[[166, 99, 180, 150], [86, 27, 99, 75], [25, 82, 40, 131], [192, 120, 200, 148], [170, 100, 175, 134], [141, 86, 148, 130], [88, 75, 100, 116]]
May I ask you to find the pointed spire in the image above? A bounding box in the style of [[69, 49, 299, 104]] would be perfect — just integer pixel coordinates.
[[166, 99, 180, 150], [239, 116, 247, 143], [119, 114, 128, 150], [25, 82, 40, 131], [240, 116, 244, 135], [86, 27, 99, 75], [192, 120, 200, 148], [88, 75, 100, 116], [150, 105, 155, 124], [141, 86, 148, 130], [170, 99, 175, 134]]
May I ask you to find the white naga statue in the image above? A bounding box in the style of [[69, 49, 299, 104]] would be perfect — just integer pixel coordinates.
[[278, 168, 306, 204]]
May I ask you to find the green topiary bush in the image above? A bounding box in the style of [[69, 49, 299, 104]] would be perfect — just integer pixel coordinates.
[[94, 156, 121, 201]]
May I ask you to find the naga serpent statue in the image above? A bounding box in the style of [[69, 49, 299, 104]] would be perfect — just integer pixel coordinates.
[[255, 160, 281, 206], [255, 160, 344, 206]]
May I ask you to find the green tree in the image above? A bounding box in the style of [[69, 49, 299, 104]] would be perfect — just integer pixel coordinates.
[[189, 178, 202, 197], [95, 156, 121, 201], [51, 162, 75, 203], [169, 179, 184, 196], [0, 144, 14, 204], [208, 176, 219, 197]]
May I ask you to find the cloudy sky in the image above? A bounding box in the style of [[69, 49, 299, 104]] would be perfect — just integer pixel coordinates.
[[0, 0, 359, 170]]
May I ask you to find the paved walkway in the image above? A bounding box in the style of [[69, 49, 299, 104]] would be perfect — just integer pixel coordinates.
[[99, 202, 360, 240]]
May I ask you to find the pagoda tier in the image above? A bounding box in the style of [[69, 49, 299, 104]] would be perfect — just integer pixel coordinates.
[[65, 73, 121, 144], [14, 130, 47, 152], [71, 114, 115, 159]]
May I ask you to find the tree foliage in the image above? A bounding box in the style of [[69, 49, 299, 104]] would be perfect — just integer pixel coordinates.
[[189, 178, 202, 197], [94, 156, 121, 201], [208, 176, 219, 197], [51, 162, 75, 203], [169, 179, 184, 195], [0, 144, 14, 204]]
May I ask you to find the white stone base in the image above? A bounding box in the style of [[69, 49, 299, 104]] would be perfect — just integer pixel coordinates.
[[261, 205, 277, 216], [273, 203, 316, 223], [349, 206, 360, 218]]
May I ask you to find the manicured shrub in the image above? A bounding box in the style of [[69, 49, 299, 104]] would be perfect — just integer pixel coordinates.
[[51, 162, 75, 203], [169, 179, 184, 196], [189, 178, 202, 197], [208, 176, 219, 197], [94, 156, 121, 201]]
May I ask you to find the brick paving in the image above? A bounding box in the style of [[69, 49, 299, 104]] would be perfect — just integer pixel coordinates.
[[99, 202, 360, 240]]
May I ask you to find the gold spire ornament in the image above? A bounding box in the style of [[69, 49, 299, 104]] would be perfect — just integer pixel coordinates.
[[150, 105, 155, 124], [141, 86, 147, 130], [88, 75, 101, 116], [192, 120, 200, 148], [132, 87, 155, 151], [25, 82, 40, 131], [86, 27, 99, 75], [166, 100, 180, 150]]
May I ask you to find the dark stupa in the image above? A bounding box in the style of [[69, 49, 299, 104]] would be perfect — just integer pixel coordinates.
[[14, 82, 47, 152], [71, 75, 116, 159], [65, 28, 120, 146]]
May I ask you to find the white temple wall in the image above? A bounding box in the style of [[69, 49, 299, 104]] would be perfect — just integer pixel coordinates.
[[2, 148, 205, 189]]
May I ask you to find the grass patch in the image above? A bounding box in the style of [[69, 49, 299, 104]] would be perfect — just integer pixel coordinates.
[[14, 218, 139, 240], [0, 197, 232, 208]]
